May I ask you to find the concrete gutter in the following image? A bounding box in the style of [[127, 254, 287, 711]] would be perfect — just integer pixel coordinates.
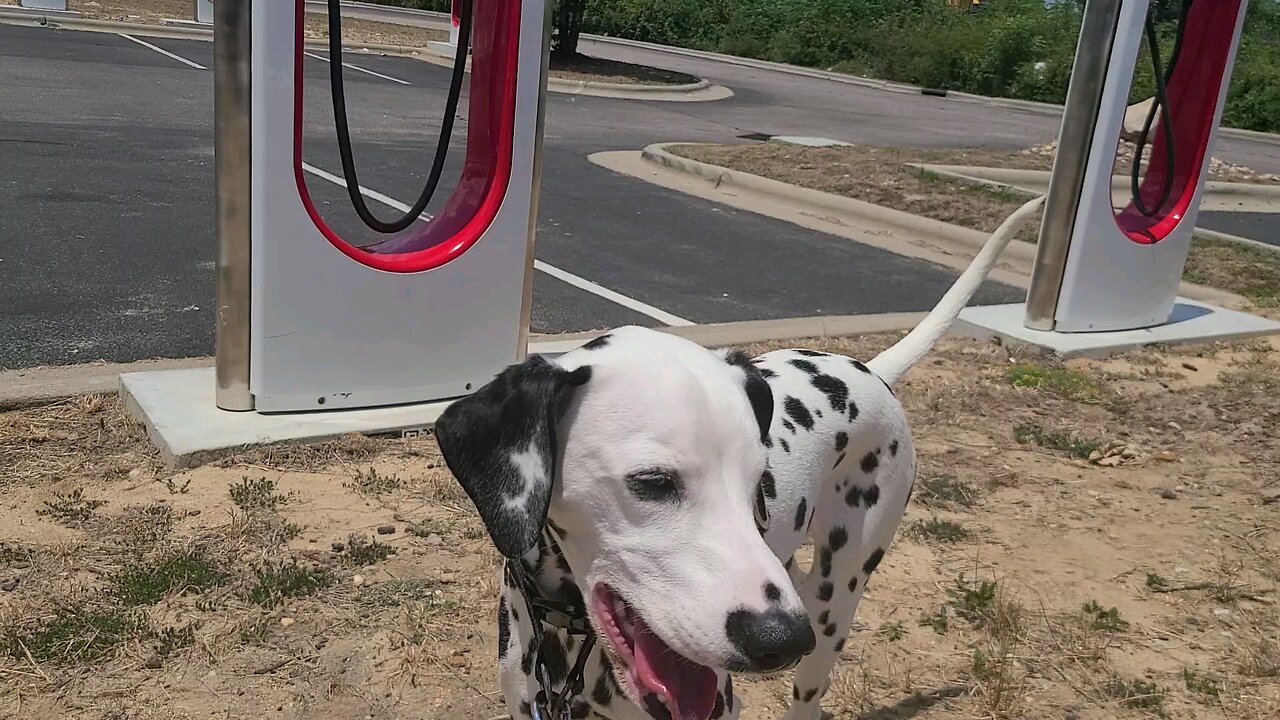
[[610, 142, 1246, 309], [0, 313, 924, 409]]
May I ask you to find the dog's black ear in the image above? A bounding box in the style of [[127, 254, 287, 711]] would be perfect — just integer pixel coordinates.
[[434, 356, 591, 558], [723, 349, 774, 445]]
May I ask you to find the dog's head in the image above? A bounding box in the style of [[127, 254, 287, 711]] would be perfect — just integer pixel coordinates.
[[435, 326, 814, 720]]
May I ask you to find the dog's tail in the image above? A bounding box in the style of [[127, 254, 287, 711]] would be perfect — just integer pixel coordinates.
[[867, 195, 1045, 387]]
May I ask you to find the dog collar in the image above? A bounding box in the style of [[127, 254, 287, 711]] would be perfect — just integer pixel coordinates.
[[506, 558, 597, 720]]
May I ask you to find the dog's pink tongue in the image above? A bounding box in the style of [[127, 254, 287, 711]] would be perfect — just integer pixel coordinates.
[[632, 628, 719, 720]]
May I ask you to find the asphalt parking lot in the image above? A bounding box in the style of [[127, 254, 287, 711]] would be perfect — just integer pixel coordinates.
[[2, 21, 1277, 369]]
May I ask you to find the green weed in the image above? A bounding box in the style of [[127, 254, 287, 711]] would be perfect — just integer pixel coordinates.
[[37, 488, 106, 524], [244, 561, 333, 608], [1014, 423, 1100, 460], [113, 549, 227, 606]]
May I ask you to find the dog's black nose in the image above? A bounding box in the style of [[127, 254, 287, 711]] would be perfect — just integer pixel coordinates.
[[725, 608, 816, 673]]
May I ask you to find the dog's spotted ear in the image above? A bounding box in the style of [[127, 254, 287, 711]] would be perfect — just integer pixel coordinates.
[[434, 356, 591, 558], [722, 349, 774, 445]]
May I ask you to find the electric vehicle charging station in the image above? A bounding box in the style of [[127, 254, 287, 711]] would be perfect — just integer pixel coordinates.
[[123, 0, 564, 465], [959, 0, 1280, 354]]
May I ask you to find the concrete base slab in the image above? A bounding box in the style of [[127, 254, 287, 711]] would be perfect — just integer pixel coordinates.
[[955, 299, 1280, 358], [120, 334, 606, 469], [120, 367, 456, 469], [773, 136, 853, 147]]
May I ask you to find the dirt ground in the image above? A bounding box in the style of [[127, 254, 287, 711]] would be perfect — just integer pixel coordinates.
[[668, 141, 1280, 311], [2, 332, 1278, 720]]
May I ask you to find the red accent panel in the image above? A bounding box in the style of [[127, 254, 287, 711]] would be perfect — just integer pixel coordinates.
[[292, 0, 522, 273], [1114, 0, 1242, 245]]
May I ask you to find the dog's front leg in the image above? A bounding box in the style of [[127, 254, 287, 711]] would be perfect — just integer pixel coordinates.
[[782, 442, 914, 720]]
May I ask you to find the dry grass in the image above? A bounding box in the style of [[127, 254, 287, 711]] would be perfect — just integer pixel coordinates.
[[669, 140, 1280, 310], [2, 332, 1279, 718]]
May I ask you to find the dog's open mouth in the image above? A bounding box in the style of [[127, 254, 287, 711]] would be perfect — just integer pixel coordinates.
[[592, 585, 719, 720]]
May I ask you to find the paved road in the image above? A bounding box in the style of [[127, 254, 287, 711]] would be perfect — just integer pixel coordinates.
[[4, 21, 1276, 370]]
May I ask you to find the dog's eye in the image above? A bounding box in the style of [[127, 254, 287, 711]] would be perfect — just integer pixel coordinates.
[[754, 486, 770, 532], [626, 469, 681, 502]]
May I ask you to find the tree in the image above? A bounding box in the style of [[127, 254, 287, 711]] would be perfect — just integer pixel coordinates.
[[551, 0, 588, 60]]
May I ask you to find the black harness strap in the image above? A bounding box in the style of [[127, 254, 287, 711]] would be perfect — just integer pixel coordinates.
[[506, 557, 597, 720]]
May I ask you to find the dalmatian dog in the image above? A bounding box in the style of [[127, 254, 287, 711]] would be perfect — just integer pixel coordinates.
[[434, 196, 1044, 720]]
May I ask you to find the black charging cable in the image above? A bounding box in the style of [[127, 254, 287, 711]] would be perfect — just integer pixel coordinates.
[[327, 0, 472, 234], [1130, 0, 1193, 217]]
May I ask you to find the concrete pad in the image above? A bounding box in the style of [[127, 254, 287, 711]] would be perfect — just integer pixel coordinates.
[[120, 367, 457, 469], [772, 136, 853, 147], [955, 299, 1280, 358]]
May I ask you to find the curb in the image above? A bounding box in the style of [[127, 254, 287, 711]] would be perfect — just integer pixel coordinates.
[[2, 315, 925, 409], [639, 143, 1040, 265], [636, 142, 1248, 309]]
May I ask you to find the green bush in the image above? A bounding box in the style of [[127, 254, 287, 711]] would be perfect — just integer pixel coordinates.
[[363, 0, 1279, 132]]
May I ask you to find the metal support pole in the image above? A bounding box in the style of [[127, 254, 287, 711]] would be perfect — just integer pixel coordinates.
[[1023, 0, 1126, 331], [214, 0, 254, 411]]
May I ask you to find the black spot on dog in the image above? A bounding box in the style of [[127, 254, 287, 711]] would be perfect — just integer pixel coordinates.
[[848, 576, 859, 592], [521, 639, 537, 675], [812, 374, 849, 412], [784, 397, 814, 431], [789, 359, 820, 375], [802, 688, 818, 702], [848, 401, 859, 420], [835, 638, 847, 652], [497, 596, 511, 659], [794, 498, 807, 532], [780, 437, 791, 453], [832, 452, 846, 470], [512, 606, 520, 623], [592, 670, 613, 705], [547, 517, 569, 540], [849, 358, 872, 373], [815, 409, 823, 419], [571, 700, 591, 719], [861, 451, 879, 474], [795, 349, 827, 357], [844, 485, 862, 507], [519, 700, 532, 719], [710, 693, 726, 720], [758, 367, 777, 379], [819, 547, 833, 577], [829, 526, 848, 553], [582, 334, 610, 351], [890, 439, 900, 456], [834, 431, 848, 452], [863, 548, 885, 575], [760, 469, 777, 499], [644, 694, 673, 720], [824, 624, 837, 637], [863, 484, 880, 507], [764, 582, 781, 603], [817, 610, 830, 624], [817, 582, 834, 602], [781, 418, 796, 433], [540, 632, 569, 686]]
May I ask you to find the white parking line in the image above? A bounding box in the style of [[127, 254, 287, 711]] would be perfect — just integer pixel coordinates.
[[303, 51, 412, 86], [301, 163, 432, 222], [116, 33, 207, 70], [300, 163, 694, 327]]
